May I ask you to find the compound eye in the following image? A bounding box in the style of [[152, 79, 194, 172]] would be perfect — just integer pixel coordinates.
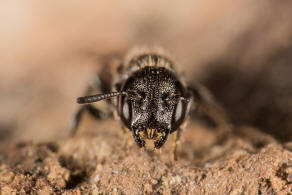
[[119, 96, 131, 128], [174, 99, 183, 122], [122, 98, 130, 121], [172, 98, 192, 130]]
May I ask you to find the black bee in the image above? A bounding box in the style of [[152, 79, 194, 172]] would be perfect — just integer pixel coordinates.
[[71, 48, 230, 159]]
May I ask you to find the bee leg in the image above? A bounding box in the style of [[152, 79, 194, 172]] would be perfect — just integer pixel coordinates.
[[172, 129, 181, 161], [121, 125, 133, 150], [188, 85, 232, 141], [70, 75, 114, 136], [70, 104, 113, 136]]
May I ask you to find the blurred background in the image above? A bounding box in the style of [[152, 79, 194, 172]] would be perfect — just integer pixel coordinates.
[[0, 0, 292, 143]]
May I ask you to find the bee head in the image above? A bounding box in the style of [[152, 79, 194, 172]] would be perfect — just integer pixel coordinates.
[[118, 67, 192, 148], [77, 66, 192, 149]]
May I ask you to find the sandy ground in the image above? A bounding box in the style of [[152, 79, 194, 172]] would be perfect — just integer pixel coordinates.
[[1, 1, 292, 194], [0, 118, 292, 194]]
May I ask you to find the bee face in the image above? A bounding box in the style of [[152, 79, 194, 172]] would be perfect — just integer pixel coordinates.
[[75, 52, 193, 150], [118, 67, 191, 148]]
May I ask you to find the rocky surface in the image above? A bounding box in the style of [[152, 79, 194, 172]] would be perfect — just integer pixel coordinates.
[[1, 119, 291, 194]]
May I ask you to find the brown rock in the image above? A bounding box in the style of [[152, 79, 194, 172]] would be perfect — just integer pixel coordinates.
[[0, 121, 291, 194]]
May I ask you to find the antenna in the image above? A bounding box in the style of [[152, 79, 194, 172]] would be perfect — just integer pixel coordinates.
[[77, 91, 127, 104]]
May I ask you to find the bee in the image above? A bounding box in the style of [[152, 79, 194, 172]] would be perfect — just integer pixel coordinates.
[[71, 47, 230, 160]]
